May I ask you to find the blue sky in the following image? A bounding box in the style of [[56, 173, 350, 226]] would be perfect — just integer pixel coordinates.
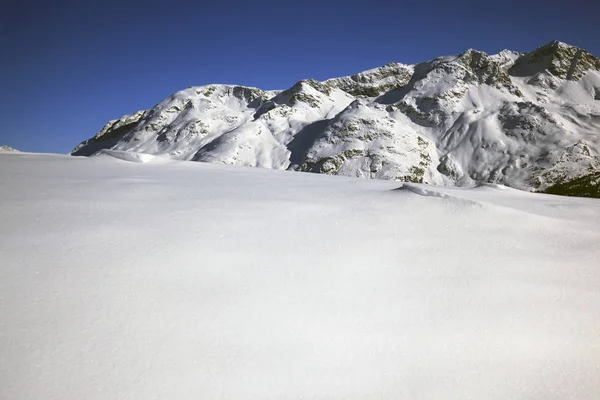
[[1, 0, 598, 153]]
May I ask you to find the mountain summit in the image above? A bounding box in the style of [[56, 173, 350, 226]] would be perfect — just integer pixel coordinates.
[[72, 41, 600, 192]]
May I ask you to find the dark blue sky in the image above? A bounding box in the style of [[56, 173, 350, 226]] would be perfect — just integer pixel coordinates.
[[1, 0, 598, 153]]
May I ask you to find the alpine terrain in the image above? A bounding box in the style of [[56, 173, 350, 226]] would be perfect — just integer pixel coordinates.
[[72, 41, 600, 194]]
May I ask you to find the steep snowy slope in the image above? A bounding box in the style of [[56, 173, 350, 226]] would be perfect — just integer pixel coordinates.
[[2, 151, 600, 400], [73, 41, 600, 192]]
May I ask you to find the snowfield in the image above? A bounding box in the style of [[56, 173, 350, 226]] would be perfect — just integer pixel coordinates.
[[1, 151, 599, 400]]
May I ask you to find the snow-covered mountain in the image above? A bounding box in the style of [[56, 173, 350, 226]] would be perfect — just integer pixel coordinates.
[[0, 145, 19, 152], [72, 41, 600, 192]]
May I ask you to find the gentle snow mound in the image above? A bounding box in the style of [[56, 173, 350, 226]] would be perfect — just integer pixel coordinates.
[[95, 149, 174, 164], [394, 183, 482, 206]]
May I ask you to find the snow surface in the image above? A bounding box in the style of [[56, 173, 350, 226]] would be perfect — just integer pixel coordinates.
[[1, 151, 600, 400]]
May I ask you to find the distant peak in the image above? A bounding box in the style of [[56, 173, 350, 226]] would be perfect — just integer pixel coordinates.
[[460, 48, 486, 56], [0, 145, 19, 152], [547, 40, 573, 48], [509, 40, 599, 81], [538, 40, 582, 52], [382, 61, 407, 68], [496, 49, 521, 56]]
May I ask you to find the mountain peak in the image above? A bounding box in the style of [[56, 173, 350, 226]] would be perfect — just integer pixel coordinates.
[[546, 40, 576, 49], [460, 48, 487, 57], [509, 40, 600, 81], [0, 145, 19, 152]]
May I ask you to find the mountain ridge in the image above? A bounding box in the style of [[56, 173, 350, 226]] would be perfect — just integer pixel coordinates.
[[72, 41, 600, 193]]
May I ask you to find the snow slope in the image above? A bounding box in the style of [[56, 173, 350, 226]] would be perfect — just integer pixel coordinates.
[[72, 41, 600, 192], [2, 151, 600, 400]]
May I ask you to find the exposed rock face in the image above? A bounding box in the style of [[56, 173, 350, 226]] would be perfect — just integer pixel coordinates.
[[0, 145, 19, 152], [72, 41, 600, 193], [543, 171, 600, 198], [510, 41, 600, 82]]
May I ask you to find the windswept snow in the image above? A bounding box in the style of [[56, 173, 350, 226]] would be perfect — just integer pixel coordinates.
[[1, 151, 599, 399]]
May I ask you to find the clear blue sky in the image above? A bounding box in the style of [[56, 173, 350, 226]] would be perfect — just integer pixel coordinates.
[[1, 0, 598, 153]]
